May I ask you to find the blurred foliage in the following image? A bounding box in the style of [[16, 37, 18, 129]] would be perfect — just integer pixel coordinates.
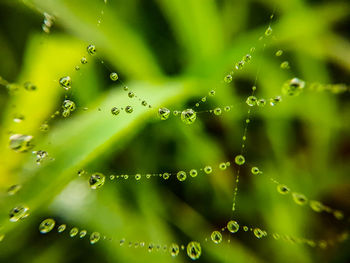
[[0, 0, 349, 262]]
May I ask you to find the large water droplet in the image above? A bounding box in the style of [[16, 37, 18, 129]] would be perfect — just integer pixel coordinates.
[[9, 205, 30, 222], [89, 173, 105, 189], [186, 241, 201, 260], [181, 109, 196, 125], [9, 134, 34, 153], [39, 218, 56, 234]]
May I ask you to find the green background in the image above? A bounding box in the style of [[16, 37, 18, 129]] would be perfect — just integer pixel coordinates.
[[0, 0, 349, 262]]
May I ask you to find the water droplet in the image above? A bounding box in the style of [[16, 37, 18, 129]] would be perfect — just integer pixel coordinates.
[[224, 106, 231, 112], [224, 75, 233, 83], [269, 96, 282, 106], [211, 231, 222, 244], [125, 106, 133, 113], [80, 56, 88, 64], [201, 97, 207, 102], [181, 109, 196, 125], [128, 92, 135, 98], [39, 218, 55, 234], [234, 155, 245, 165], [282, 77, 305, 96], [277, 184, 290, 195], [79, 230, 87, 238], [213, 107, 222, 116], [135, 174, 141, 180], [253, 228, 264, 238], [111, 107, 120, 116], [186, 241, 201, 260], [246, 96, 257, 106], [219, 162, 227, 170], [89, 173, 105, 189], [265, 26, 272, 36], [243, 54, 252, 62], [141, 100, 147, 106], [309, 200, 323, 212], [235, 61, 244, 70], [163, 172, 170, 180], [204, 166, 212, 174], [7, 184, 22, 196], [209, 90, 216, 96], [9, 134, 34, 153], [24, 81, 37, 91], [59, 76, 71, 90], [227, 220, 239, 233], [87, 44, 96, 55], [62, 100, 76, 117], [243, 226, 249, 231], [33, 150, 48, 164], [280, 61, 289, 69], [158, 108, 170, 120], [273, 233, 280, 240], [257, 98, 266, 107], [292, 192, 308, 205], [9, 205, 30, 222], [148, 243, 154, 252], [169, 243, 179, 257], [275, 50, 283, 56], [58, 224, 66, 233], [110, 72, 118, 81], [70, 227, 79, 237], [251, 167, 260, 175], [177, 171, 187, 181], [90, 232, 101, 244], [189, 169, 198, 177]]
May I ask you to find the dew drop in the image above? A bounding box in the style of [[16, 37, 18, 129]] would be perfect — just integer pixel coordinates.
[[224, 106, 231, 112], [128, 92, 135, 98], [39, 218, 55, 234], [246, 96, 257, 107], [209, 90, 216, 96], [89, 173, 106, 189], [265, 26, 272, 36], [58, 224, 66, 233], [204, 166, 212, 174], [141, 100, 147, 106], [211, 231, 222, 244], [275, 50, 283, 56], [243, 54, 252, 62], [24, 81, 37, 91], [234, 155, 245, 165], [189, 169, 198, 177], [62, 100, 76, 117], [7, 184, 22, 196], [282, 77, 305, 96], [81, 57, 88, 64], [9, 134, 34, 153], [90, 232, 101, 244], [158, 108, 170, 120], [235, 61, 244, 70], [219, 162, 227, 170], [213, 107, 222, 116], [79, 230, 87, 238], [87, 44, 96, 55], [135, 174, 141, 180], [169, 243, 180, 257], [280, 61, 289, 69], [110, 72, 118, 81], [70, 227, 79, 237], [9, 205, 30, 222], [309, 200, 323, 212], [253, 228, 264, 239], [227, 220, 239, 233], [257, 98, 266, 107], [181, 109, 197, 125], [277, 184, 290, 195], [177, 171, 187, 181], [269, 96, 282, 106], [251, 167, 260, 175], [163, 172, 170, 180], [243, 226, 249, 232], [125, 106, 133, 113], [224, 75, 233, 83], [111, 107, 120, 116], [59, 76, 72, 90], [292, 192, 308, 205], [186, 241, 201, 260]]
